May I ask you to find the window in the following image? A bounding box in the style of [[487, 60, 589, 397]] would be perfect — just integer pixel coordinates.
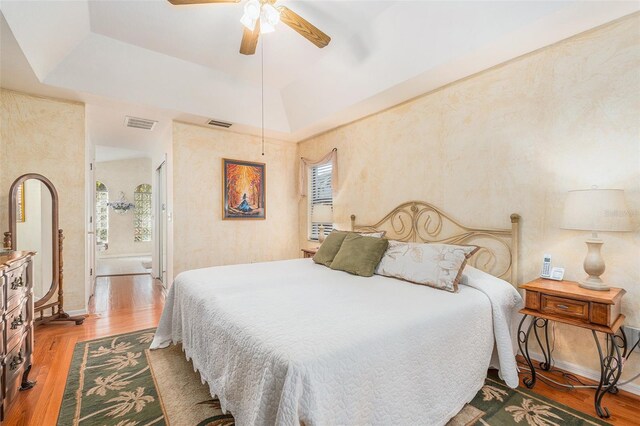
[[308, 163, 333, 240], [96, 181, 109, 244], [134, 184, 152, 242]]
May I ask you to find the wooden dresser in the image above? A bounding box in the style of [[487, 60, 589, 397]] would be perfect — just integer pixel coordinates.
[[1, 251, 36, 421]]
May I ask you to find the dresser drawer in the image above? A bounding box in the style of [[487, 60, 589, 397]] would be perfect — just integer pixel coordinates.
[[0, 319, 4, 357], [0, 274, 5, 311], [5, 296, 30, 353], [541, 294, 589, 321], [5, 262, 29, 311], [0, 363, 3, 411], [3, 328, 30, 404]]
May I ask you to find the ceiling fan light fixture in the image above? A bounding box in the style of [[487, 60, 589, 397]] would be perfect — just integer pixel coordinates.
[[259, 18, 275, 34], [240, 0, 260, 30], [259, 4, 280, 34], [262, 3, 280, 25], [169, 0, 331, 56], [240, 14, 256, 31]]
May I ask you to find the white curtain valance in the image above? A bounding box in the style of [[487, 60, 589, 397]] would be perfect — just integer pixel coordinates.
[[299, 148, 338, 197]]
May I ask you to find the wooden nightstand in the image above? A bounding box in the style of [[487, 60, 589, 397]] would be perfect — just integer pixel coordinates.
[[301, 248, 318, 258], [518, 278, 627, 418]]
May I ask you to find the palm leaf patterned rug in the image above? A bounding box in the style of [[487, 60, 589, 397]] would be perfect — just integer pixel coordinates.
[[58, 329, 609, 426]]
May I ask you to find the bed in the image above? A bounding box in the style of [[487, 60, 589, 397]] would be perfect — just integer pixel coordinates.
[[151, 201, 523, 426]]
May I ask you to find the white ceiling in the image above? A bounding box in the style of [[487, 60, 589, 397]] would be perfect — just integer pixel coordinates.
[[1, 1, 638, 144], [87, 101, 173, 155], [95, 145, 149, 162]]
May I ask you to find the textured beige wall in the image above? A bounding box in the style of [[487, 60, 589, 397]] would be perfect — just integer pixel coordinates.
[[172, 122, 299, 276], [0, 90, 86, 310], [299, 16, 640, 388], [95, 157, 153, 257]]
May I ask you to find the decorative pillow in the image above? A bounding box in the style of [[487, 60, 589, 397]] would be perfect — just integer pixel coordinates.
[[330, 233, 389, 277], [375, 241, 479, 292], [357, 231, 386, 238], [335, 229, 386, 238], [312, 231, 349, 267]]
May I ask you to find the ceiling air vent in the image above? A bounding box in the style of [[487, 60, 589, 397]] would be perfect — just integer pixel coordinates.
[[207, 119, 232, 128], [124, 116, 157, 131]]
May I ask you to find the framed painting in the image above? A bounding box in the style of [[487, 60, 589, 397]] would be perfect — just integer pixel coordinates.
[[16, 182, 25, 223], [222, 158, 266, 220]]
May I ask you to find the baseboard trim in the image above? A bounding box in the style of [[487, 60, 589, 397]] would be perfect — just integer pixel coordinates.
[[66, 309, 88, 316], [97, 253, 152, 259], [528, 351, 640, 396], [96, 272, 150, 278]]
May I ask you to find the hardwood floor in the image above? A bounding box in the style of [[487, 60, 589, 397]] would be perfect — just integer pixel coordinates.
[[95, 256, 152, 277], [515, 358, 640, 425], [5, 275, 165, 426], [5, 274, 640, 425]]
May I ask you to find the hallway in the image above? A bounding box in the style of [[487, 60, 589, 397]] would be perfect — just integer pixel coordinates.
[[95, 255, 152, 277]]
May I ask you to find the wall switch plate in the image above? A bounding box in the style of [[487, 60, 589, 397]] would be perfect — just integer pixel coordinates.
[[625, 326, 640, 352]]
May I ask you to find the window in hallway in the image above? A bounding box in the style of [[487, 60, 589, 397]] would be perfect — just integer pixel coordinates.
[[134, 183, 152, 242], [96, 181, 109, 244]]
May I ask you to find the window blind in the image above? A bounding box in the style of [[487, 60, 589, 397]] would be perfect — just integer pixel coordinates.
[[309, 163, 333, 240]]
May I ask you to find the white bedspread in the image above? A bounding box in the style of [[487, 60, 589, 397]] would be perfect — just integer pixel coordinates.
[[151, 259, 522, 426]]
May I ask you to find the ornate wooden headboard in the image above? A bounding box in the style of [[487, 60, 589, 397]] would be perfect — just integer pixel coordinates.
[[351, 201, 520, 285]]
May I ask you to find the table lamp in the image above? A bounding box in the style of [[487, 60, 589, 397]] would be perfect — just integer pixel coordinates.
[[311, 204, 333, 243], [561, 188, 632, 291]]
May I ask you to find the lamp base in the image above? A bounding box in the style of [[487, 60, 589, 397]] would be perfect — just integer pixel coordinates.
[[580, 237, 609, 291], [578, 277, 610, 291], [318, 224, 326, 244]]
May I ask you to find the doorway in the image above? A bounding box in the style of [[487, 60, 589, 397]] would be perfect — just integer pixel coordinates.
[[93, 146, 154, 277]]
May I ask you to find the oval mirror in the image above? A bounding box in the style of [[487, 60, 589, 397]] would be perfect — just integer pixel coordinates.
[[8, 174, 59, 309], [17, 179, 55, 301]]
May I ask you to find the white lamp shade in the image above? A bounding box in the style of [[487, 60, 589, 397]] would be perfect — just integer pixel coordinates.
[[311, 204, 333, 223], [561, 189, 632, 232]]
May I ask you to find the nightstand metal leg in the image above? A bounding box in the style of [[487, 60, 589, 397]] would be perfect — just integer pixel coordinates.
[[615, 326, 628, 359], [517, 314, 537, 388], [533, 318, 552, 371], [592, 330, 625, 418], [606, 328, 627, 396]]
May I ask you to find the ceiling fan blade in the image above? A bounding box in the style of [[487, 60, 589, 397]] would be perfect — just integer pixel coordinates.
[[278, 6, 331, 49], [168, 0, 240, 5], [240, 21, 260, 55]]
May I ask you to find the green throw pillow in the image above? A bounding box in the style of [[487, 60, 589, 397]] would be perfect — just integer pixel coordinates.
[[330, 233, 389, 277], [313, 231, 349, 267]]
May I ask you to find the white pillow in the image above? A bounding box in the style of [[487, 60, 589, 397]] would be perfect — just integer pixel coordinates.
[[375, 241, 479, 292], [459, 273, 469, 286]]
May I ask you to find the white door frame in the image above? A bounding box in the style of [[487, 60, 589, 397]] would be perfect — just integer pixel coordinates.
[[87, 160, 97, 301], [155, 159, 167, 284]]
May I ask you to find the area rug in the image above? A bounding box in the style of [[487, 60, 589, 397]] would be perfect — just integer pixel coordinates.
[[58, 329, 609, 425]]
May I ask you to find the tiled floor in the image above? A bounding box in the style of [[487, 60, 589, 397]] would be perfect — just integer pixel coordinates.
[[96, 255, 152, 276]]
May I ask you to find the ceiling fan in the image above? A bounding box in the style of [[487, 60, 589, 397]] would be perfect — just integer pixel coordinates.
[[168, 0, 331, 55]]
